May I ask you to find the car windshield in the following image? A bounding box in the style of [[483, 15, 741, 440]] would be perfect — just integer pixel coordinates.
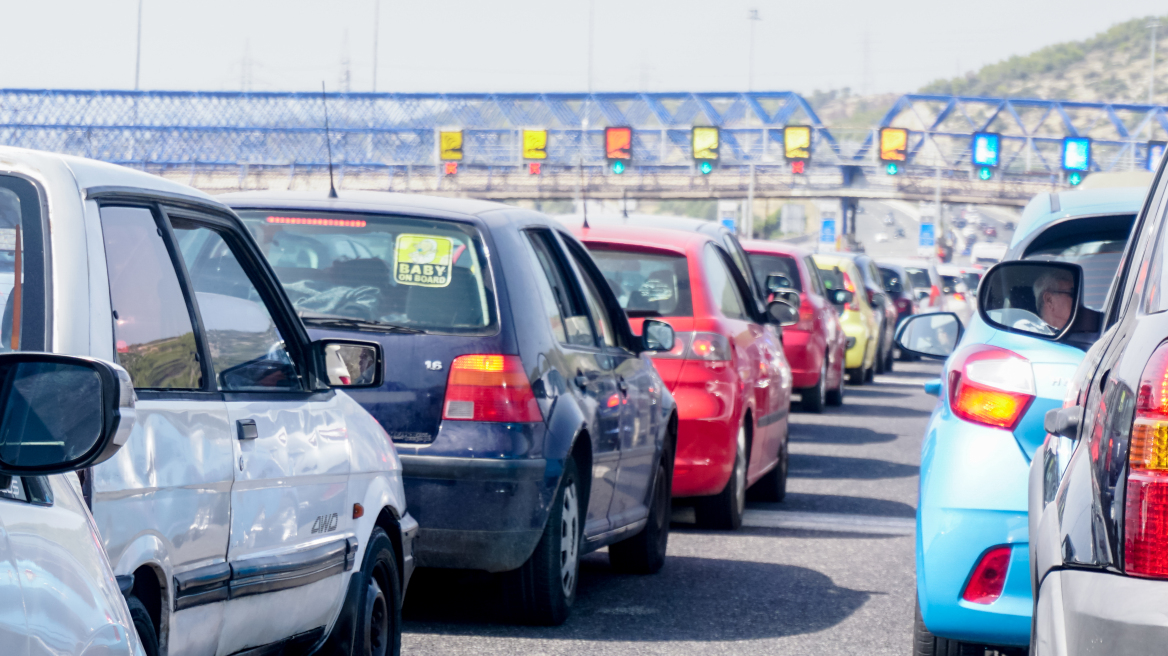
[[817, 266, 845, 291], [237, 210, 496, 334], [1025, 238, 1127, 310], [586, 246, 693, 317], [879, 267, 902, 292], [747, 253, 803, 292], [903, 267, 932, 290]]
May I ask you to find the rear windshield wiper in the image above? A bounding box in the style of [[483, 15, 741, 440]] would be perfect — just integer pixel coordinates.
[[299, 313, 426, 334]]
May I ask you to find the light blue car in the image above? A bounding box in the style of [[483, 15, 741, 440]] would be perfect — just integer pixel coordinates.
[[896, 187, 1147, 654]]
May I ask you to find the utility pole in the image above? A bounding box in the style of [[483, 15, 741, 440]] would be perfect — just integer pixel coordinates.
[[579, 0, 595, 221], [1150, 18, 1160, 105], [747, 9, 760, 92], [372, 0, 381, 92], [134, 0, 143, 90]]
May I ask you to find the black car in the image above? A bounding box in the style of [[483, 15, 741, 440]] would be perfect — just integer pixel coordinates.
[[837, 252, 897, 374], [224, 192, 679, 626]]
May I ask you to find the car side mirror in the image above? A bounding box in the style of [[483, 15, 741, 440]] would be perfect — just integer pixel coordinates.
[[895, 312, 964, 359], [316, 339, 384, 388], [829, 289, 853, 306], [766, 300, 799, 326], [766, 274, 793, 293], [0, 353, 136, 475], [640, 319, 676, 352], [977, 260, 1084, 340], [772, 290, 800, 308]]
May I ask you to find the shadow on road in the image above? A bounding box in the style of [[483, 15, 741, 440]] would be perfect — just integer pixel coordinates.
[[403, 554, 870, 639], [790, 424, 898, 445], [752, 493, 916, 517], [789, 453, 918, 480]]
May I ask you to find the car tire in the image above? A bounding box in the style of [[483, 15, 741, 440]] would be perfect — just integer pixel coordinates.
[[826, 357, 845, 406], [800, 361, 826, 413], [913, 599, 984, 656], [865, 361, 876, 383], [748, 431, 787, 503], [695, 424, 747, 530], [884, 344, 895, 373], [127, 594, 160, 656], [609, 451, 671, 574], [354, 527, 402, 656], [875, 341, 887, 374], [505, 457, 581, 625]]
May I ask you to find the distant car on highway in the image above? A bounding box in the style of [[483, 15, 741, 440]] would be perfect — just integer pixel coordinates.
[[876, 262, 918, 324], [874, 232, 889, 243], [971, 241, 1009, 266], [813, 254, 879, 384], [743, 240, 849, 412], [895, 185, 1143, 655], [983, 225, 999, 239], [883, 213, 896, 226], [936, 264, 976, 325]]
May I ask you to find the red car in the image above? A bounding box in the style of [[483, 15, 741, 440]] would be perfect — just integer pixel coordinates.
[[573, 225, 792, 530], [742, 241, 848, 412]]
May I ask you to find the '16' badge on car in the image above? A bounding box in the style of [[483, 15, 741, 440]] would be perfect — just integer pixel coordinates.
[[395, 234, 453, 287]]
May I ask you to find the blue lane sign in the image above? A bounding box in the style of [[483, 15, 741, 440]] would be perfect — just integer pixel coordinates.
[[1062, 137, 1091, 172], [919, 223, 935, 247], [819, 218, 836, 252], [971, 132, 1000, 168], [721, 217, 736, 231], [1148, 141, 1166, 172]]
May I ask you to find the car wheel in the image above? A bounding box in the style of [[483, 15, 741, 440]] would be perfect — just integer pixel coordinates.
[[354, 527, 402, 656], [884, 344, 895, 373], [505, 457, 581, 625], [127, 595, 160, 656], [748, 430, 787, 503], [875, 341, 887, 374], [865, 361, 876, 383], [695, 424, 747, 530], [609, 451, 671, 574], [913, 599, 984, 656], [826, 357, 845, 406], [801, 361, 826, 413]]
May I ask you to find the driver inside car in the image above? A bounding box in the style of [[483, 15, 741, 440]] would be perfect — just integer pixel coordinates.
[[1033, 269, 1075, 331]]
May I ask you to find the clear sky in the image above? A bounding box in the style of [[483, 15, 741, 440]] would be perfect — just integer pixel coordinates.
[[4, 0, 1164, 95]]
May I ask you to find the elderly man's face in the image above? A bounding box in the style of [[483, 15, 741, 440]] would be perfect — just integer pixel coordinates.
[[1041, 278, 1075, 329]]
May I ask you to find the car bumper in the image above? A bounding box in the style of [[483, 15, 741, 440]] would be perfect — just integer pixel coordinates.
[[781, 329, 822, 389], [669, 363, 738, 498], [918, 408, 1033, 647], [398, 512, 419, 592], [1036, 569, 1168, 656]]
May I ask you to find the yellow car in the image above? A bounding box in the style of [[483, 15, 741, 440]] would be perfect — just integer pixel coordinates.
[[812, 254, 879, 384]]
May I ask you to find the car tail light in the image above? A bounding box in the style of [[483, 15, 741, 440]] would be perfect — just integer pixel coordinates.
[[650, 331, 731, 362], [1125, 342, 1168, 578], [962, 545, 1012, 604], [953, 292, 966, 302], [442, 354, 542, 422], [843, 272, 859, 311], [796, 294, 815, 331], [930, 284, 941, 306], [947, 345, 1035, 430]]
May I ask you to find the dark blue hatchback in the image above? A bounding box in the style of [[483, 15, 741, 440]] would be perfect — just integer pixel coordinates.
[[224, 191, 678, 625]]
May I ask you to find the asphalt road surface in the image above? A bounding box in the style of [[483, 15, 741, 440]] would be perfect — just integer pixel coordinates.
[[402, 360, 942, 655]]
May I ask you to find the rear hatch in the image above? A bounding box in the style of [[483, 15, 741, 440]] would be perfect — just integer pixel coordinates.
[[236, 208, 506, 444]]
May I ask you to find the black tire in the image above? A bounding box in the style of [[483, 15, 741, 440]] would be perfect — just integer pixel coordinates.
[[127, 595, 160, 656], [865, 361, 876, 383], [826, 358, 845, 406], [609, 451, 671, 574], [913, 599, 985, 656], [695, 424, 747, 530], [800, 361, 826, 413], [884, 344, 895, 373], [748, 431, 788, 503], [505, 457, 581, 625], [355, 527, 402, 656], [875, 341, 887, 374]]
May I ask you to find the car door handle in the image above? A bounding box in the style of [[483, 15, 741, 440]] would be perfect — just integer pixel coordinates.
[[237, 419, 259, 440]]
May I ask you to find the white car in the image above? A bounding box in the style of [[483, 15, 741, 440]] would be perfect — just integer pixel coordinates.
[[0, 147, 415, 656], [970, 241, 1008, 265]]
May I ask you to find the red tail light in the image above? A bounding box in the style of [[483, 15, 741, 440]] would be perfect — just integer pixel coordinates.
[[843, 272, 859, 311], [443, 354, 542, 423], [962, 545, 1012, 604], [650, 331, 732, 362], [947, 345, 1034, 430], [1125, 342, 1168, 578], [953, 292, 966, 302]]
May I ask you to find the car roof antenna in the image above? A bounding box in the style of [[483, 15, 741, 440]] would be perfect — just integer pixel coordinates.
[[321, 81, 338, 199]]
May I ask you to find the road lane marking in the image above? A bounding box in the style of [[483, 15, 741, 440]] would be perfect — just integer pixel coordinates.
[[742, 510, 915, 535]]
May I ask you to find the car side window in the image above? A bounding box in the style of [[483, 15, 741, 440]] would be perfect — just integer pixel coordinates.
[[703, 244, 748, 320], [99, 205, 203, 390], [1140, 185, 1168, 314], [524, 230, 595, 347], [566, 248, 616, 348], [805, 257, 825, 295], [171, 219, 302, 392]]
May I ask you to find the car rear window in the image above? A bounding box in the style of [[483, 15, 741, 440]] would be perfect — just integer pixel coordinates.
[[903, 267, 932, 290], [747, 253, 803, 292], [238, 210, 496, 334], [586, 246, 693, 318], [817, 266, 845, 291], [939, 275, 962, 293]]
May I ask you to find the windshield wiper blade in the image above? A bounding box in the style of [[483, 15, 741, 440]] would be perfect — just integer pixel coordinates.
[[299, 313, 425, 334]]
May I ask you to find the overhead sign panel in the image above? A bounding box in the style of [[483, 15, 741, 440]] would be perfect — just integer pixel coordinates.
[[1062, 137, 1091, 172], [692, 127, 720, 161], [784, 126, 812, 160], [971, 132, 1000, 168], [523, 130, 548, 160], [880, 128, 909, 162], [439, 130, 463, 161]]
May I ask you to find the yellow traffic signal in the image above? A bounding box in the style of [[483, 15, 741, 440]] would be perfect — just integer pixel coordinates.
[[880, 128, 909, 162], [439, 131, 463, 161], [523, 130, 548, 160], [784, 126, 811, 160], [692, 127, 719, 161]]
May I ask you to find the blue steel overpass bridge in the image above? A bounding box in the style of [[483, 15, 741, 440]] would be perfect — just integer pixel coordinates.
[[0, 89, 1165, 209]]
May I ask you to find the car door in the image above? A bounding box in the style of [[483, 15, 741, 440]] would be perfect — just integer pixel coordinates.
[[168, 213, 352, 655], [523, 229, 622, 536], [561, 237, 660, 530], [91, 203, 235, 656]]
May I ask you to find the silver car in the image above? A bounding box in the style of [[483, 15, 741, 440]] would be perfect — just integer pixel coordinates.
[[0, 147, 415, 656]]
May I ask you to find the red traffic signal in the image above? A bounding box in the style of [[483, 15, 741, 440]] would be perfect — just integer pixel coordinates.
[[791, 161, 805, 174], [606, 127, 632, 161], [444, 162, 458, 176], [529, 162, 541, 175]]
